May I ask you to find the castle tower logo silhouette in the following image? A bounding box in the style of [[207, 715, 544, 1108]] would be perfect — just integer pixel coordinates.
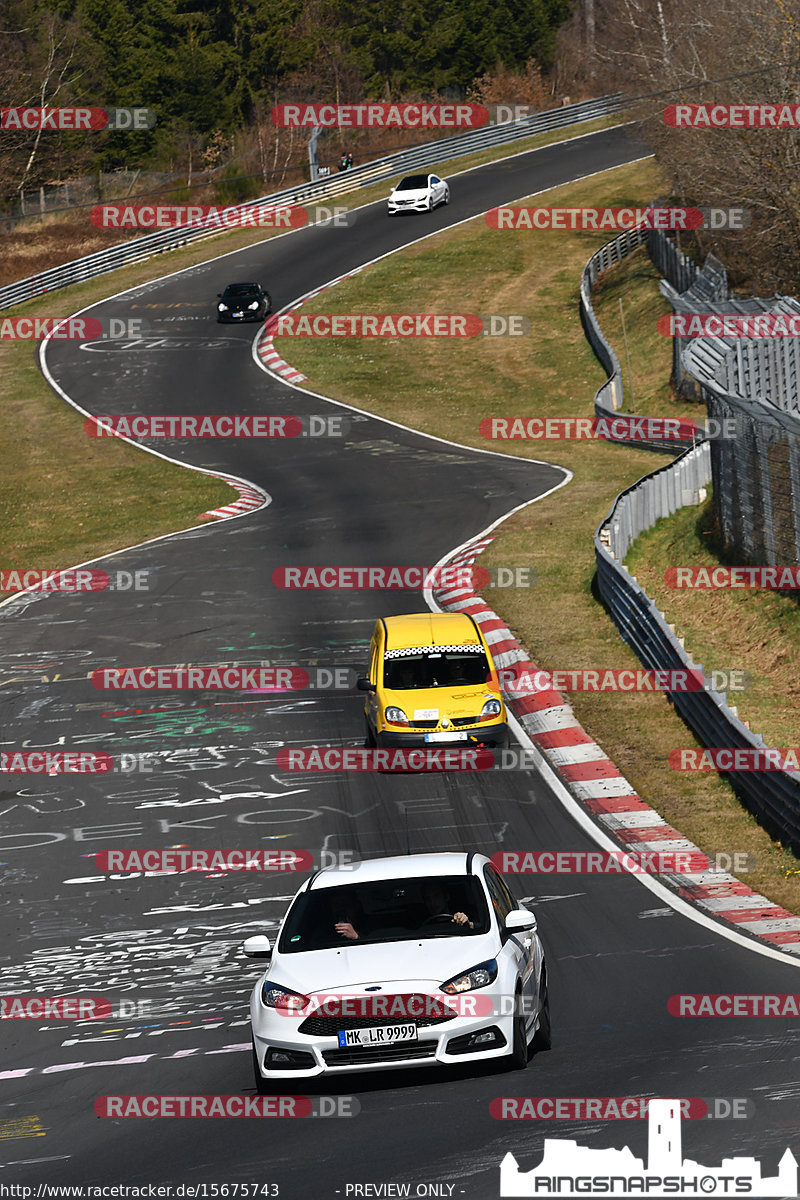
[[500, 1098, 798, 1197]]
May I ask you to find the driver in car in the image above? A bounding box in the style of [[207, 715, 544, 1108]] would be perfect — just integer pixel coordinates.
[[419, 881, 473, 930]]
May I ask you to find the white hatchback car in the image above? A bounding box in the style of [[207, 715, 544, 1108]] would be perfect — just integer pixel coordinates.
[[387, 173, 450, 214], [244, 851, 549, 1084]]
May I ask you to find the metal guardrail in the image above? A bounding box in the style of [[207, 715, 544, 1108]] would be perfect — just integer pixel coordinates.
[[0, 94, 625, 312], [580, 226, 707, 453], [587, 229, 800, 850], [595, 442, 800, 851]]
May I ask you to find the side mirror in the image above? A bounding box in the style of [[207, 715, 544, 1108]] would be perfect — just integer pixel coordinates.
[[243, 935, 272, 959], [356, 676, 376, 693], [505, 909, 537, 934], [217, 293, 222, 298]]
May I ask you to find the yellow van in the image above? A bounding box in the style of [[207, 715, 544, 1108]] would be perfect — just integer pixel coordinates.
[[357, 612, 509, 748]]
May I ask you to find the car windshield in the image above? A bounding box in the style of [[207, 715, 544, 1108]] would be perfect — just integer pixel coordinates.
[[383, 650, 491, 690], [396, 175, 429, 190], [278, 875, 490, 952], [223, 284, 258, 297]]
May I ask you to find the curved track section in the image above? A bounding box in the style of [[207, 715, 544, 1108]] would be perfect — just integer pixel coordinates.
[[2, 126, 799, 1198]]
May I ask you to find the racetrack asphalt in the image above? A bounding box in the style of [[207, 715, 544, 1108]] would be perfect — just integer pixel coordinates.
[[1, 124, 798, 1196]]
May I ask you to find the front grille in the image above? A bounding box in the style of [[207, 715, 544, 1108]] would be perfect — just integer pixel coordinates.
[[406, 720, 438, 730], [451, 716, 481, 727], [299, 1009, 456, 1037], [322, 1041, 437, 1066]]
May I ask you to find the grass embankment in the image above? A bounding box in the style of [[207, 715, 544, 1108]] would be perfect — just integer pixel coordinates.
[[271, 158, 800, 910]]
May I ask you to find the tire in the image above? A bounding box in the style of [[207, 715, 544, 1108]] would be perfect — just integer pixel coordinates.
[[364, 718, 377, 748], [531, 970, 551, 1052], [251, 1039, 270, 1094], [443, 188, 450, 205], [505, 988, 529, 1070]]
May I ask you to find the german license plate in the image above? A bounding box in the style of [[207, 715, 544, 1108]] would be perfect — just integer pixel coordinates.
[[337, 1023, 417, 1048], [424, 731, 468, 743]]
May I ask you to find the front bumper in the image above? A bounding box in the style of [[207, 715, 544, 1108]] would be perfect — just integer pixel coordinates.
[[251, 1005, 512, 1079], [217, 310, 263, 322], [376, 723, 510, 750], [387, 198, 431, 214]]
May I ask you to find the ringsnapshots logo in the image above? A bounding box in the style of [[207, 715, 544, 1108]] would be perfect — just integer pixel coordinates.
[[265, 313, 530, 337], [498, 1097, 797, 1197], [0, 106, 156, 131], [270, 103, 489, 128]]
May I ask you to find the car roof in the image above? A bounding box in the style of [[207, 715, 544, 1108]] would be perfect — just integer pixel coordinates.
[[382, 611, 481, 651], [307, 851, 490, 890], [224, 281, 260, 289]]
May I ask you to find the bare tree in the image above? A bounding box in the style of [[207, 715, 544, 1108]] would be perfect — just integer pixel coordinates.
[[558, 0, 800, 291]]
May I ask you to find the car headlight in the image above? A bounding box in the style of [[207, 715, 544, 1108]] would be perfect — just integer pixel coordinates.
[[217, 303, 227, 312], [480, 697, 502, 718], [248, 301, 259, 310], [384, 706, 409, 726], [441, 959, 498, 994], [260, 980, 309, 1010]]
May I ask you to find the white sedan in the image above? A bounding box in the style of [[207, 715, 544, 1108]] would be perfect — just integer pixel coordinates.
[[387, 173, 450, 214], [244, 851, 550, 1084]]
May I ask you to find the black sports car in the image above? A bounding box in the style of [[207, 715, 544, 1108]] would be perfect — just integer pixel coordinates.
[[216, 282, 272, 323]]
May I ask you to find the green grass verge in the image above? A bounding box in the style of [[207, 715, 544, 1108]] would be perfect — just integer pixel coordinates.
[[270, 156, 800, 912]]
